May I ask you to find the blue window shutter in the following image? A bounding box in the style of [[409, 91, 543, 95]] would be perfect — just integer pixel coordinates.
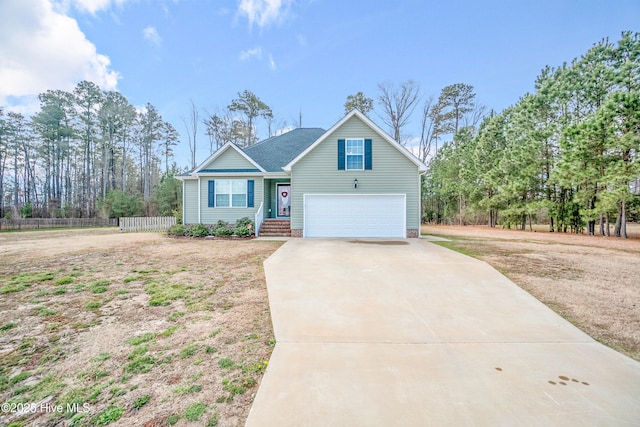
[[247, 179, 254, 207], [337, 139, 345, 170], [208, 180, 215, 207], [364, 139, 372, 170]]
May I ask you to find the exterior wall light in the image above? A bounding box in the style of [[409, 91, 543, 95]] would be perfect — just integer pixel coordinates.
[[354, 178, 358, 189]]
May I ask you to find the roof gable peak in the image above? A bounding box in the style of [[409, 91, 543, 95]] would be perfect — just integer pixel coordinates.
[[192, 142, 266, 174], [282, 109, 427, 172]]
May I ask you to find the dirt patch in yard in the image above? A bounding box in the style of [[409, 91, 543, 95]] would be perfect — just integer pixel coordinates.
[[0, 228, 282, 426], [423, 224, 640, 361]]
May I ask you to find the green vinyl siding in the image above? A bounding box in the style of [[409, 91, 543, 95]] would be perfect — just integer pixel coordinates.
[[183, 180, 199, 224], [199, 176, 263, 224], [264, 178, 290, 218], [201, 146, 258, 171], [290, 115, 420, 230]]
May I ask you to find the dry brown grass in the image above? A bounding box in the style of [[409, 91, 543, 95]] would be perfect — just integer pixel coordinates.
[[0, 228, 282, 426], [423, 224, 640, 361]]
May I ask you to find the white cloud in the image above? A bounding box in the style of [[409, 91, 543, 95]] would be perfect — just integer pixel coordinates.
[[0, 0, 119, 106], [143, 26, 162, 46], [56, 0, 130, 15], [238, 47, 276, 71], [237, 0, 292, 29], [239, 47, 263, 61]]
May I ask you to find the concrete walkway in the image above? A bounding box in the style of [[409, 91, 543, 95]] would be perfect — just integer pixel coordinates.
[[245, 239, 640, 426]]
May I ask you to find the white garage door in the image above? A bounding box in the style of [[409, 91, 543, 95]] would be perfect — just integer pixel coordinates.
[[304, 194, 406, 238]]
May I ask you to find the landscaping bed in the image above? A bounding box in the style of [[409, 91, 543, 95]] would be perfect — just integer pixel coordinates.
[[168, 218, 255, 239]]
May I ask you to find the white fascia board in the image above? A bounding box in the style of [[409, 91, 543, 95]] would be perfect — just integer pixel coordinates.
[[193, 142, 266, 173], [350, 111, 428, 172], [175, 175, 198, 181], [196, 172, 265, 177], [283, 110, 359, 172], [263, 172, 290, 178], [283, 109, 428, 173], [190, 171, 289, 179]]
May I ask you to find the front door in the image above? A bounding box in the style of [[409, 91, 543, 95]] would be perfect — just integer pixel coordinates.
[[277, 184, 291, 218]]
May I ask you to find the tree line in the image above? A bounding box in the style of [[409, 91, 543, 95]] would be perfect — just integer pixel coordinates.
[[4, 32, 636, 233], [0, 81, 180, 219], [0, 76, 486, 222], [344, 81, 486, 163], [424, 31, 640, 238], [0, 86, 284, 220]]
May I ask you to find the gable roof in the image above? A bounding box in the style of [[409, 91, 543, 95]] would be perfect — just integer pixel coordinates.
[[194, 142, 266, 174], [282, 109, 428, 173], [243, 128, 326, 172], [178, 110, 427, 179]]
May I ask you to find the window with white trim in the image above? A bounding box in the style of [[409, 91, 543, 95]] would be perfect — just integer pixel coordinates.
[[215, 179, 247, 207], [346, 139, 364, 170]]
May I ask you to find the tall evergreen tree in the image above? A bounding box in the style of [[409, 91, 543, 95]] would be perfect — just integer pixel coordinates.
[[74, 81, 103, 216], [0, 108, 7, 217], [136, 103, 164, 209], [344, 92, 374, 115], [435, 83, 477, 135], [228, 90, 273, 147]]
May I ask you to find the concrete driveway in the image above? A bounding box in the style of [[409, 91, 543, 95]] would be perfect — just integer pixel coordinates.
[[245, 239, 640, 426]]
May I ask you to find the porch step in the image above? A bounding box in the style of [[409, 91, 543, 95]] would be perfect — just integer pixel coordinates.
[[259, 219, 291, 237]]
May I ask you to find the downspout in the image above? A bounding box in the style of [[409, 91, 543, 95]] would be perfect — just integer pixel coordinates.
[[418, 170, 427, 238], [197, 178, 201, 224], [182, 180, 186, 224]]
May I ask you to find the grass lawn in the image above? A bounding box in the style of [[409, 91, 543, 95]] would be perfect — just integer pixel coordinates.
[[0, 229, 282, 426]]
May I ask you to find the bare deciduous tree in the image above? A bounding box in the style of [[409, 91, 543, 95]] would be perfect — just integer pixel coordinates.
[[418, 96, 435, 162], [182, 99, 198, 169], [376, 80, 420, 144], [203, 108, 246, 151], [462, 104, 488, 133]]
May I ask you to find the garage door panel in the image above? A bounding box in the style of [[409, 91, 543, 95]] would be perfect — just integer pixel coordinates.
[[304, 194, 405, 238]]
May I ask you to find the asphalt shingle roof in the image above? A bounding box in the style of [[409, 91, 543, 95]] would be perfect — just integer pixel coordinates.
[[243, 128, 326, 172]]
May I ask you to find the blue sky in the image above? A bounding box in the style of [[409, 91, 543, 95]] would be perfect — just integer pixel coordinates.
[[1, 0, 638, 167]]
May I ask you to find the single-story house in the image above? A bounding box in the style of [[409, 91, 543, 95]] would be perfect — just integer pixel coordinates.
[[177, 109, 428, 238]]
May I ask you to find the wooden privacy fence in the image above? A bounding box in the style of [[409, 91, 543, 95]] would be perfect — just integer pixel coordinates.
[[119, 216, 176, 232], [0, 218, 117, 231]]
